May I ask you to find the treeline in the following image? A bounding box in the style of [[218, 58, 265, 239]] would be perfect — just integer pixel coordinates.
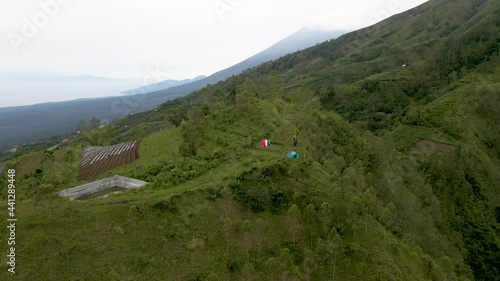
[[132, 71, 495, 279]]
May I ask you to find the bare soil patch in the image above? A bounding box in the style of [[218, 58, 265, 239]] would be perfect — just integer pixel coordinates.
[[416, 139, 454, 153]]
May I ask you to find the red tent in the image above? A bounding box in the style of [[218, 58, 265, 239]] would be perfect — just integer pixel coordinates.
[[260, 139, 270, 147]]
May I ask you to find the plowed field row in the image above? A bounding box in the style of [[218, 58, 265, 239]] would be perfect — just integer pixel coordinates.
[[79, 140, 141, 180]]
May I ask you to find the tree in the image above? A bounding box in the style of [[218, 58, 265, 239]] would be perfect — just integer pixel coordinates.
[[303, 203, 317, 247], [89, 117, 101, 130], [237, 77, 260, 146], [278, 248, 294, 281], [289, 88, 320, 137], [360, 187, 378, 235], [229, 76, 240, 104], [179, 107, 205, 157], [63, 150, 75, 163], [287, 204, 302, 246], [302, 248, 318, 281], [166, 107, 186, 127], [76, 119, 87, 132], [265, 257, 279, 281], [318, 202, 332, 239], [270, 71, 284, 100], [42, 149, 56, 176], [213, 88, 224, 100], [316, 228, 344, 281], [43, 149, 55, 163], [97, 126, 113, 146]]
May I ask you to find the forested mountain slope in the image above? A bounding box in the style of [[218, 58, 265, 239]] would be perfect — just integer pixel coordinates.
[[1, 0, 499, 280]]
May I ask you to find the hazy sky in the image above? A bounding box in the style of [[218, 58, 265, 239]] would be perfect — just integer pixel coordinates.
[[0, 0, 428, 107]]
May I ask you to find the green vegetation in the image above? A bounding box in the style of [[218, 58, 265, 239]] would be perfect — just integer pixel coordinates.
[[1, 0, 499, 280]]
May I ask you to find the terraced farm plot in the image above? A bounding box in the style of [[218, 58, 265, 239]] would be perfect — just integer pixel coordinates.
[[79, 140, 141, 180]]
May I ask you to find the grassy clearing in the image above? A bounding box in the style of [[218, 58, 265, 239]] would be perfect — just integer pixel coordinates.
[[16, 151, 44, 176], [99, 127, 183, 180], [387, 125, 457, 150]]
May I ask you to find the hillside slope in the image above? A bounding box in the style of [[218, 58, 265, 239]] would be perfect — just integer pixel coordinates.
[[0, 29, 343, 149], [1, 0, 499, 280]]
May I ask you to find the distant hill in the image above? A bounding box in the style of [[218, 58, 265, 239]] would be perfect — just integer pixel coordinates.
[[0, 28, 345, 148], [177, 28, 345, 87], [122, 28, 345, 97], [0, 74, 140, 108], [121, 75, 207, 95]]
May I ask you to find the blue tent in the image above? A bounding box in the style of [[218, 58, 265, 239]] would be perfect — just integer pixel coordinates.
[[286, 151, 300, 160]]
